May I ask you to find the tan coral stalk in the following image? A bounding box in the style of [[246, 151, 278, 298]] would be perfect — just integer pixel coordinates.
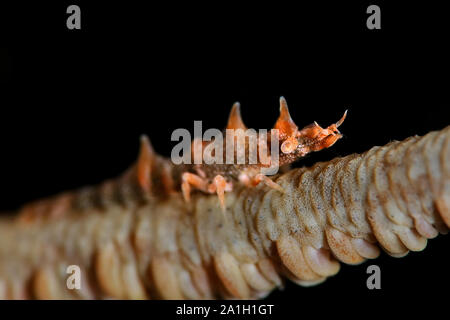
[[0, 126, 448, 299]]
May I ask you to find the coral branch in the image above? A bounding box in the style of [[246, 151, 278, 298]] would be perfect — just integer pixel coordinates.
[[0, 126, 448, 299]]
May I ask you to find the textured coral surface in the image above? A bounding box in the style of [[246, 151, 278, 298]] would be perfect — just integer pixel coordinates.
[[0, 126, 448, 299]]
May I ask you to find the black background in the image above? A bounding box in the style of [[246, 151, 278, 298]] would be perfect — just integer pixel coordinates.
[[0, 0, 449, 317]]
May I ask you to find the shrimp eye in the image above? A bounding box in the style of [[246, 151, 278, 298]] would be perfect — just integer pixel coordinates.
[[281, 137, 298, 154]]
